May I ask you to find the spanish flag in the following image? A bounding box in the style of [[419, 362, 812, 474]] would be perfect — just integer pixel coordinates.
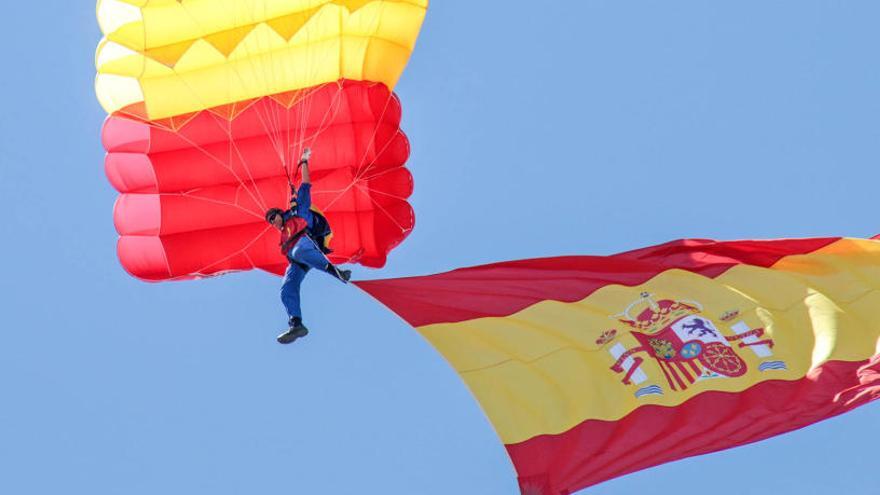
[[355, 236, 880, 494]]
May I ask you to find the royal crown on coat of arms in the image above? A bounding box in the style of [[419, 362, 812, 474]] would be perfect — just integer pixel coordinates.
[[616, 292, 702, 334], [606, 292, 779, 398]]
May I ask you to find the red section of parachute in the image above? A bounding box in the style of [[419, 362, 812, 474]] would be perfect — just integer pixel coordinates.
[[101, 81, 414, 281]]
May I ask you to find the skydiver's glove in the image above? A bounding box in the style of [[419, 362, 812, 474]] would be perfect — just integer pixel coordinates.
[[299, 147, 312, 165]]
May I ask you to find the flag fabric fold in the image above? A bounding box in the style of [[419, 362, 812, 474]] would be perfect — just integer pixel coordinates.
[[356, 236, 880, 494]]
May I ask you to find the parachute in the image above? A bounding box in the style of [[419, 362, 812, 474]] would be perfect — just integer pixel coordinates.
[[95, 0, 428, 280], [357, 236, 880, 494]]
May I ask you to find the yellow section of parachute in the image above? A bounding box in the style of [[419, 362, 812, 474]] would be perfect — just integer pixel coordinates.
[[95, 0, 428, 119]]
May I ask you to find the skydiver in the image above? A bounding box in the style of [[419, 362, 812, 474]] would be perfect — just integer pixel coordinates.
[[266, 148, 351, 345]]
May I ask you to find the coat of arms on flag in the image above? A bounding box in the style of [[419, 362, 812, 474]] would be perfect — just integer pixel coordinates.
[[606, 292, 782, 397]]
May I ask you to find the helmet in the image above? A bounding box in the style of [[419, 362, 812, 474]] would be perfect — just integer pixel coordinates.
[[265, 208, 284, 223]]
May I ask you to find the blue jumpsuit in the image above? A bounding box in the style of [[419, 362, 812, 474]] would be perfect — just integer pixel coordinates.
[[279, 183, 336, 320]]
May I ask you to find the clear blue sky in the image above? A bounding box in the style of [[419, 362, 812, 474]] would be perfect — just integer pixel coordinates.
[[1, 2, 879, 494]]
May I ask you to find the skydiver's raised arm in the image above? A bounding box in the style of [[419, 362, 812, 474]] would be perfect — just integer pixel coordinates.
[[300, 148, 311, 185], [295, 148, 313, 219]]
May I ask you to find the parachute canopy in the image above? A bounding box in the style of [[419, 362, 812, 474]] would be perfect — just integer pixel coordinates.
[[95, 0, 428, 280], [357, 236, 880, 494]]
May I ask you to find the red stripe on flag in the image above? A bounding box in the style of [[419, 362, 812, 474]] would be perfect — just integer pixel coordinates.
[[356, 237, 841, 327], [507, 356, 880, 495]]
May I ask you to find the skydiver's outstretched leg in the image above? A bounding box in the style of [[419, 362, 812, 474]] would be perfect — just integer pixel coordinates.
[[289, 237, 351, 283], [277, 262, 309, 344]]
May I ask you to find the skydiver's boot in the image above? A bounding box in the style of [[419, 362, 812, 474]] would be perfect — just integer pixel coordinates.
[[277, 317, 309, 344], [327, 264, 352, 284]]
